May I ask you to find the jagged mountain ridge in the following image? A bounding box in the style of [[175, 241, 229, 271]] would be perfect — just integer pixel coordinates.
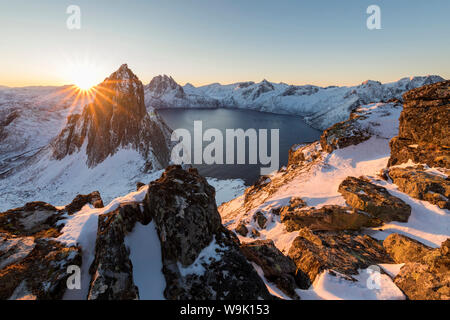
[[144, 75, 445, 130], [0, 65, 174, 210], [52, 64, 172, 169]]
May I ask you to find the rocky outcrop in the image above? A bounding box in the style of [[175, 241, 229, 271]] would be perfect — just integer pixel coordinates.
[[338, 176, 411, 223], [88, 203, 144, 300], [320, 117, 372, 153], [281, 205, 382, 232], [240, 240, 305, 298], [0, 200, 82, 300], [386, 166, 449, 209], [52, 64, 173, 170], [64, 191, 104, 215], [0, 234, 81, 300], [0, 201, 65, 238], [393, 238, 450, 300], [143, 165, 272, 300], [388, 80, 450, 169], [288, 228, 393, 286], [383, 233, 433, 264]]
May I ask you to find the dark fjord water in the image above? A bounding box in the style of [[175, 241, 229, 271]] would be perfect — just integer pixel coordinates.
[[158, 108, 321, 185]]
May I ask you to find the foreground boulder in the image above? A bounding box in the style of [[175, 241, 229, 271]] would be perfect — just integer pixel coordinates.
[[281, 204, 382, 232], [288, 228, 393, 286], [143, 165, 273, 300], [240, 240, 306, 298], [0, 201, 65, 238], [338, 176, 411, 223], [383, 233, 433, 263], [0, 200, 82, 300], [388, 80, 450, 169], [0, 234, 81, 299], [320, 116, 372, 153], [387, 166, 449, 209], [393, 238, 450, 300]]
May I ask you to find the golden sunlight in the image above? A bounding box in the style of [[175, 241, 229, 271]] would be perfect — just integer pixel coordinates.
[[73, 69, 98, 91], [64, 59, 102, 91]]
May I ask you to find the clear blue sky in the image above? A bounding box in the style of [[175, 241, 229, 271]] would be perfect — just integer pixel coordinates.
[[0, 0, 449, 87]]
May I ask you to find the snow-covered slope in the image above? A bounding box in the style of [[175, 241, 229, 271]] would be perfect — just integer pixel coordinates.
[[0, 65, 177, 210], [0, 85, 91, 175], [144, 75, 445, 130], [218, 101, 449, 299]]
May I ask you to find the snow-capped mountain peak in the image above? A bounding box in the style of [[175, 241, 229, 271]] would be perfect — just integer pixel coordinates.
[[0, 64, 174, 209], [143, 74, 445, 130]]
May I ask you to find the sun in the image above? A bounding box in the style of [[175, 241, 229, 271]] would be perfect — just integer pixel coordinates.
[[73, 69, 98, 91], [64, 59, 101, 91]]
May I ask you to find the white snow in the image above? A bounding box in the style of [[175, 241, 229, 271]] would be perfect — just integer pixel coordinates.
[[125, 222, 166, 300], [297, 269, 405, 300], [378, 264, 405, 279], [145, 75, 444, 130]]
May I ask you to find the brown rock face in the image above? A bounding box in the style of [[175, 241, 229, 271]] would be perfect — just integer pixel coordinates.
[[253, 211, 268, 229], [64, 191, 104, 215], [387, 166, 449, 209], [0, 235, 81, 300], [388, 80, 450, 168], [320, 117, 372, 153], [88, 203, 143, 300], [394, 238, 450, 300], [240, 239, 307, 297], [235, 222, 249, 237], [288, 228, 393, 286], [0, 201, 65, 238], [143, 165, 272, 300], [0, 199, 82, 300], [52, 64, 172, 170], [383, 233, 433, 264], [338, 176, 411, 223], [281, 205, 382, 232]]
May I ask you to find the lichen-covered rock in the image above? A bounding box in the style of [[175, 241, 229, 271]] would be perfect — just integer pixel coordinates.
[[387, 166, 449, 209], [394, 238, 450, 300], [288, 228, 393, 286], [320, 117, 372, 153], [388, 80, 450, 169], [338, 176, 411, 223], [253, 211, 268, 229], [281, 205, 382, 232], [383, 233, 433, 263], [240, 239, 306, 297], [0, 233, 81, 300], [143, 165, 272, 300], [244, 175, 272, 204], [0, 199, 83, 300], [0, 201, 64, 238], [64, 191, 104, 215], [235, 222, 249, 237], [87, 203, 143, 300]]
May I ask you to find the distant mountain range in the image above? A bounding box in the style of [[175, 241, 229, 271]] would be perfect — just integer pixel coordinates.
[[144, 75, 444, 129]]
